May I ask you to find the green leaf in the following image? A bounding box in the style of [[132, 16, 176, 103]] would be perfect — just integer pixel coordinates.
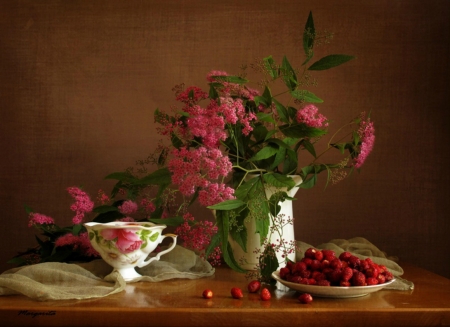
[[209, 83, 219, 100], [24, 204, 33, 215], [248, 146, 278, 162], [308, 54, 355, 71], [303, 11, 315, 61], [263, 55, 279, 79], [256, 112, 276, 124], [212, 75, 249, 84], [171, 133, 183, 149], [229, 209, 248, 252], [93, 205, 119, 214], [263, 173, 296, 190], [302, 139, 317, 158], [281, 56, 298, 91], [149, 232, 159, 242], [104, 172, 138, 183], [208, 199, 246, 210], [279, 123, 327, 138], [259, 245, 279, 282], [138, 167, 172, 185], [148, 216, 184, 226], [72, 224, 83, 236], [254, 215, 269, 246], [273, 99, 289, 124], [216, 210, 246, 273], [290, 89, 323, 103], [205, 232, 221, 259]]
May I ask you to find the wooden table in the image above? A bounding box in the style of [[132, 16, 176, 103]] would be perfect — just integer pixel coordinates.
[[0, 263, 449, 326]]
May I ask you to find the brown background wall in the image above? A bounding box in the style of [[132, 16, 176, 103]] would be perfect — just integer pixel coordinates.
[[1, 0, 449, 279]]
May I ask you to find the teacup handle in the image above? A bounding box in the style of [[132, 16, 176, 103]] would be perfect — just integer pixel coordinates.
[[139, 233, 178, 267]]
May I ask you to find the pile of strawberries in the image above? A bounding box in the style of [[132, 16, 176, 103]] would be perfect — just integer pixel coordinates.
[[279, 248, 394, 287]]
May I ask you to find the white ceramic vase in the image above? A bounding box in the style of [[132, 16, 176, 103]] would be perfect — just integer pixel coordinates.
[[228, 175, 302, 270]]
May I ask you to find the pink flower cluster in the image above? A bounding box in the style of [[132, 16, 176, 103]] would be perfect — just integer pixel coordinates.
[[118, 200, 138, 215], [174, 213, 221, 265], [140, 198, 156, 214], [67, 187, 94, 224], [55, 232, 99, 257], [27, 212, 55, 227], [168, 146, 234, 206], [175, 86, 208, 104], [353, 112, 375, 168], [296, 104, 329, 128]]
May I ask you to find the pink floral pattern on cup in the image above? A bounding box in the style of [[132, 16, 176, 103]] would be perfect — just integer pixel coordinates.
[[100, 228, 143, 254]]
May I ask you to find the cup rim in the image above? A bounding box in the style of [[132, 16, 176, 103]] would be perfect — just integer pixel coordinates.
[[84, 221, 167, 230]]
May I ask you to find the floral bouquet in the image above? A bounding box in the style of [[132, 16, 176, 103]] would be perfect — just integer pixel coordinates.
[[10, 12, 375, 282]]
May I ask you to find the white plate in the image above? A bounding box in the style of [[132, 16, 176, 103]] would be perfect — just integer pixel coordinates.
[[271, 270, 396, 298]]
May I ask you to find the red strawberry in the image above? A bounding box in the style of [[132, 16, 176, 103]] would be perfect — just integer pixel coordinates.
[[260, 288, 271, 301], [341, 267, 354, 282], [202, 289, 213, 299], [298, 293, 313, 304], [314, 250, 324, 262], [348, 256, 361, 269], [340, 281, 351, 287], [377, 274, 386, 284], [352, 271, 366, 286], [322, 249, 336, 261], [330, 258, 343, 269], [310, 259, 322, 271], [366, 277, 379, 285], [305, 248, 318, 259], [247, 280, 261, 293], [339, 251, 352, 262], [365, 265, 379, 279], [317, 280, 331, 286], [292, 261, 307, 275], [279, 267, 290, 280], [231, 287, 243, 299], [384, 270, 394, 281]]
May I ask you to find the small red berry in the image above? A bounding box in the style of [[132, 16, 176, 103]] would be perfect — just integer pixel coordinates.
[[279, 267, 290, 280], [260, 288, 271, 301], [322, 249, 336, 261], [298, 293, 313, 304], [247, 280, 261, 293], [366, 277, 379, 285], [317, 280, 331, 286], [231, 287, 243, 299], [304, 247, 318, 259], [314, 250, 324, 262], [341, 266, 354, 282], [202, 289, 213, 299], [339, 251, 352, 262], [352, 271, 366, 286]]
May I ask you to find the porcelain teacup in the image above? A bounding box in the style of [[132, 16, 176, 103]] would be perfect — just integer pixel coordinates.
[[84, 221, 177, 282]]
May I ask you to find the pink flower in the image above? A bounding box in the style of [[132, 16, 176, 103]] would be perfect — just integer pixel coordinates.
[[27, 213, 55, 227], [198, 183, 235, 207], [296, 104, 328, 128], [118, 200, 138, 215], [353, 112, 375, 168], [100, 228, 143, 254], [168, 146, 233, 197], [206, 70, 228, 83], [176, 86, 208, 104], [97, 189, 110, 205], [55, 232, 100, 257], [67, 187, 94, 224], [174, 212, 221, 265], [140, 198, 156, 214]]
